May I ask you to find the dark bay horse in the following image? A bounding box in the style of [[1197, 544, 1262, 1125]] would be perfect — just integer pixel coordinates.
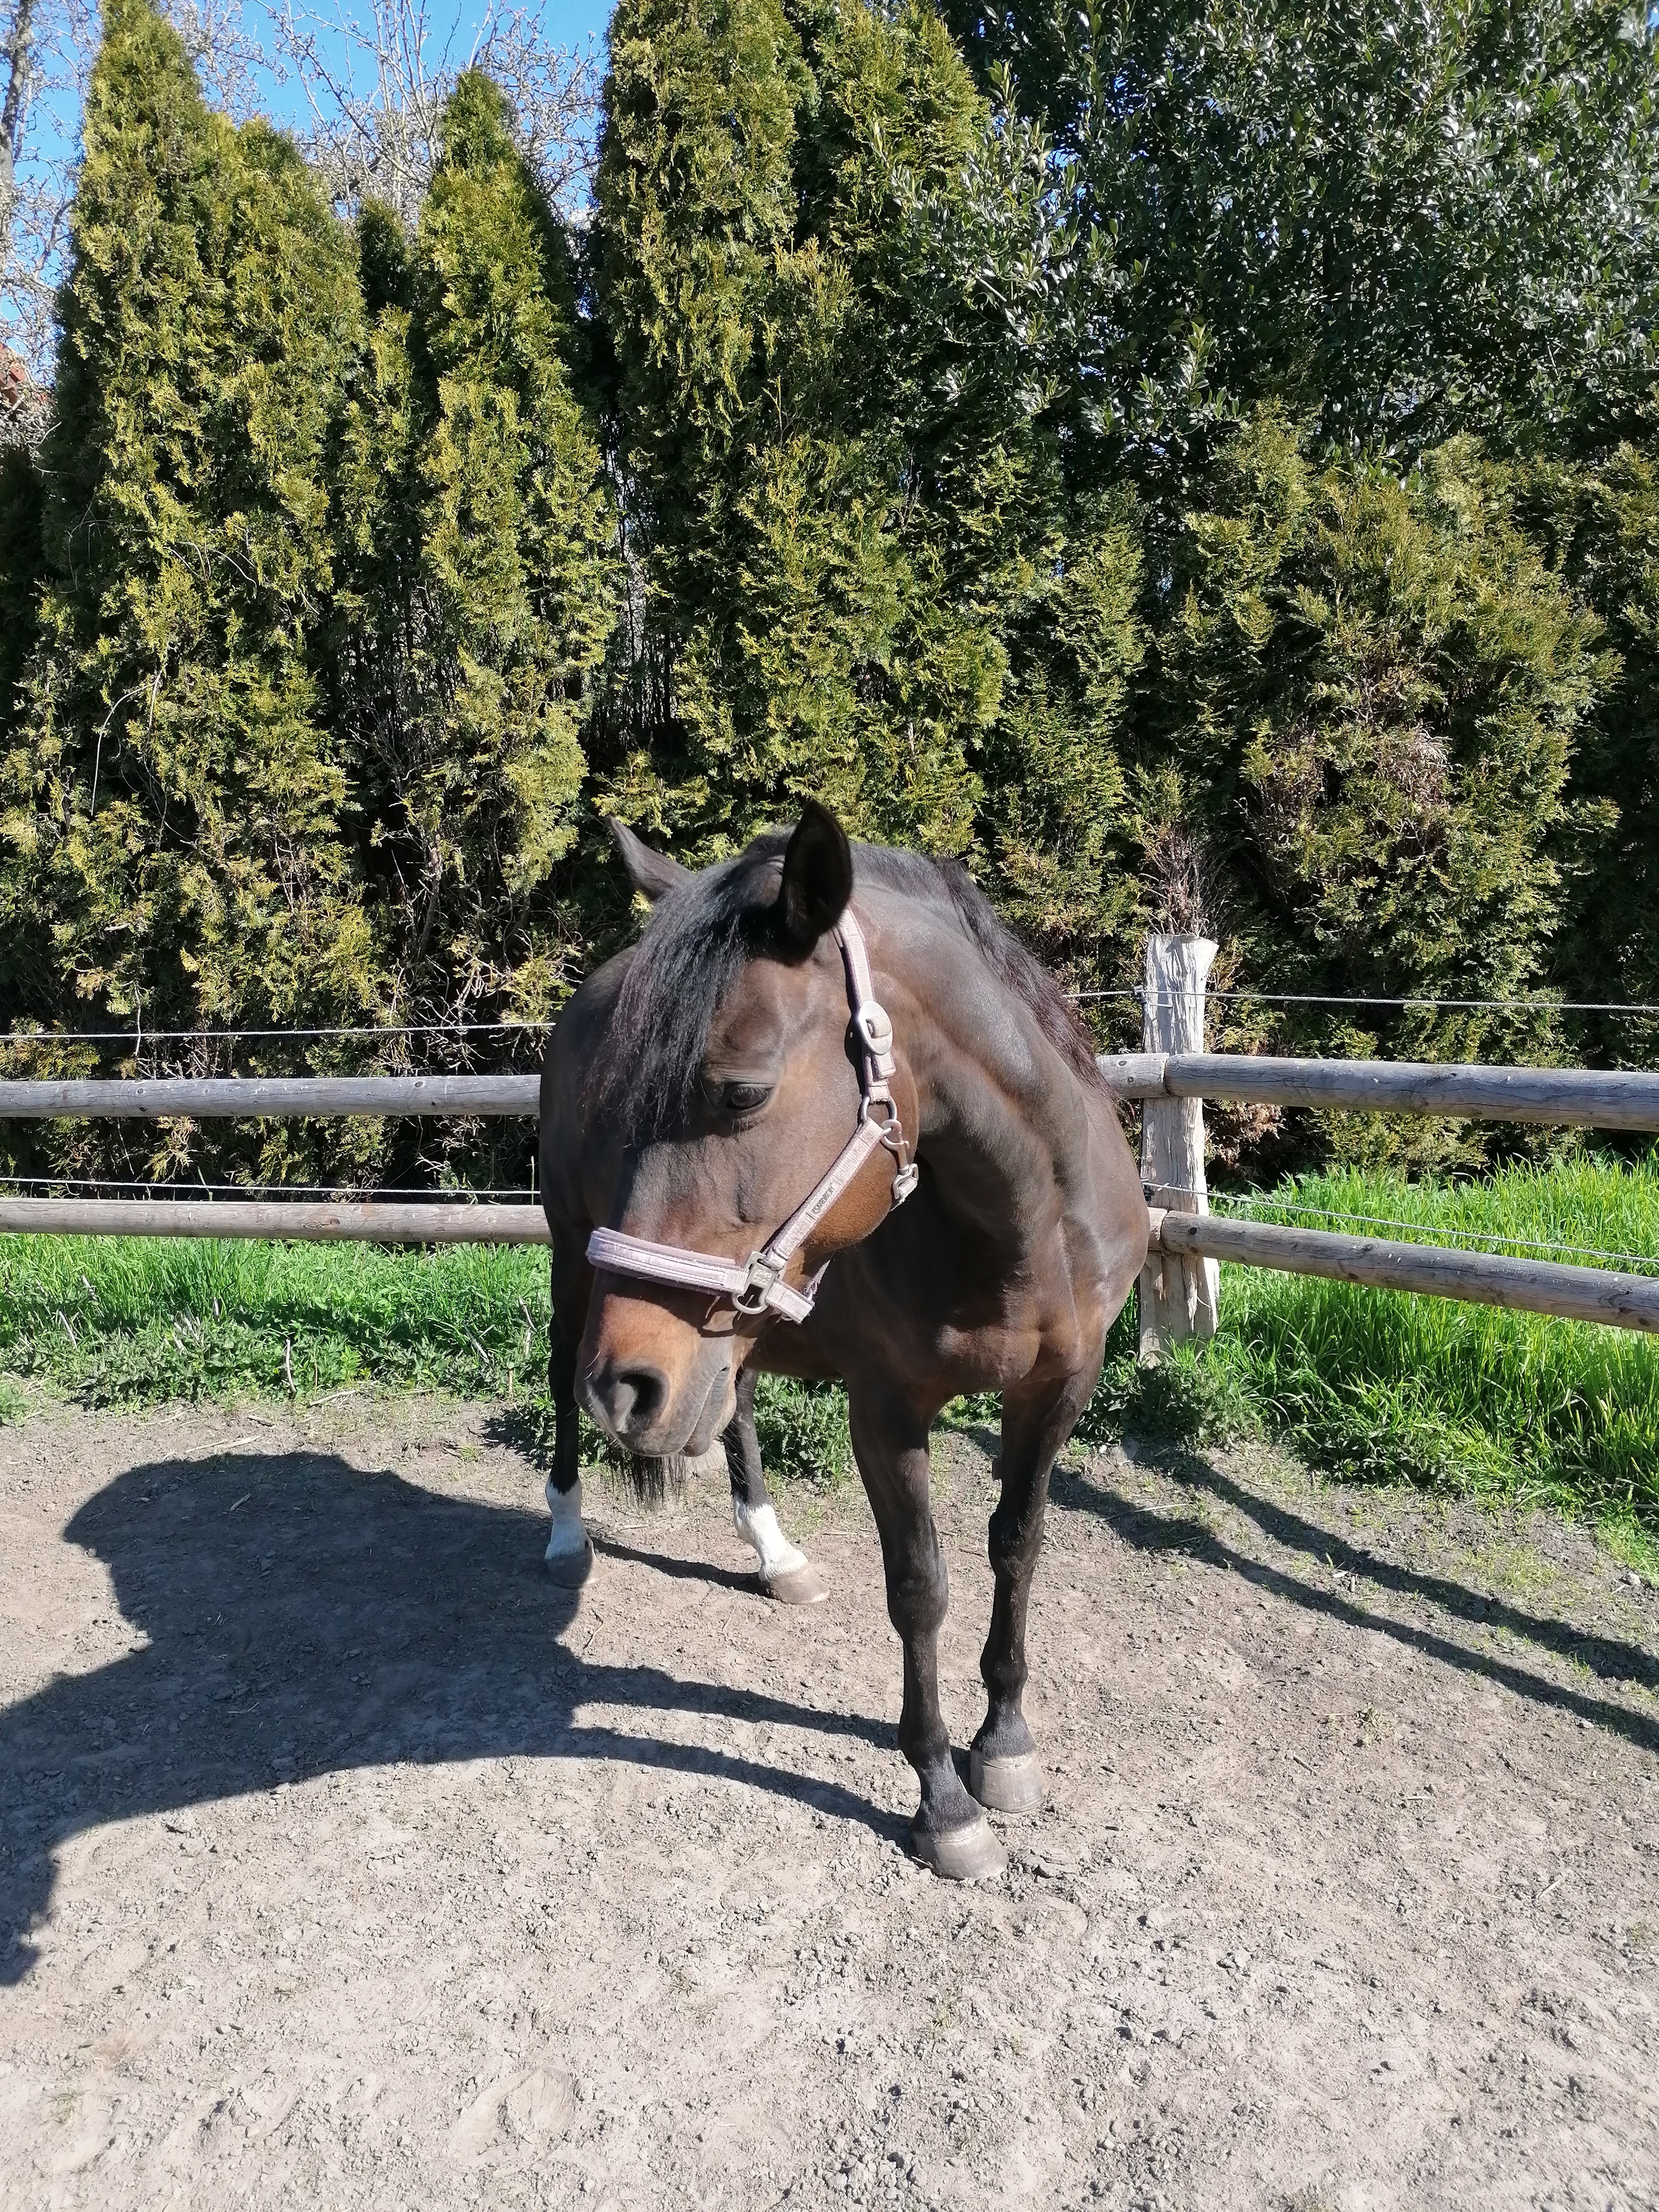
[[538, 802, 1147, 1880]]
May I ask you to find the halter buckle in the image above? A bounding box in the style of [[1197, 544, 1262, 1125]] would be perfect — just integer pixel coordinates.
[[733, 1249, 786, 1314], [854, 1001, 894, 1058]]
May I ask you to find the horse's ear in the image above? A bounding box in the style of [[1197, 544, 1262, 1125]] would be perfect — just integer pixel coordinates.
[[777, 799, 853, 950], [610, 818, 688, 905]]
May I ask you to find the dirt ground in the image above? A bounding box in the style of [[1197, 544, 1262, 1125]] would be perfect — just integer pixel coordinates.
[[1, 1395, 1657, 2212]]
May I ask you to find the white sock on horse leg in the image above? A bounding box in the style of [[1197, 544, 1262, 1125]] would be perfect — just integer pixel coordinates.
[[545, 1476, 587, 1563], [733, 1495, 807, 1582]]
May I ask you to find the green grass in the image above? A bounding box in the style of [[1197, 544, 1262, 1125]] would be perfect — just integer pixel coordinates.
[[1091, 1154, 1659, 1549], [0, 1233, 552, 1406], [0, 1229, 855, 1484], [2, 1151, 1657, 1543]]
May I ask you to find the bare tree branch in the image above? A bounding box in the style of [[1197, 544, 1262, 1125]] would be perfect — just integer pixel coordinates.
[[0, 0, 96, 384], [274, 0, 599, 229], [0, 0, 40, 189], [165, 0, 270, 121], [0, 0, 599, 387]]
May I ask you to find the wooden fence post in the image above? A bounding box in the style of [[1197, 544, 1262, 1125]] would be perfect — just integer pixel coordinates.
[[1138, 933, 1221, 1361]]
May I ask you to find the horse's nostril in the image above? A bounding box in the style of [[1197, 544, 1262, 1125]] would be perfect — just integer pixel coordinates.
[[604, 1361, 669, 1439]]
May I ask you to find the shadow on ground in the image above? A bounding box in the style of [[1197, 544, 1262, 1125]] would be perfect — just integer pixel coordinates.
[[1055, 1455, 1659, 1755], [0, 1448, 899, 1986]]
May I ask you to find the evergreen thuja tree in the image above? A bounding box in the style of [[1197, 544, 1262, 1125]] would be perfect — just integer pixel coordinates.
[[1, 0, 374, 1059], [1134, 409, 1608, 1159], [330, 74, 615, 1032], [1528, 417, 1659, 1052], [593, 0, 1143, 991], [980, 491, 1145, 979], [945, 0, 1659, 505], [0, 440, 46, 1032], [0, 444, 40, 744]]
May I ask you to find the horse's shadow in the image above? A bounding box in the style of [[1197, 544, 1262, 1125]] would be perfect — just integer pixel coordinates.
[[1, 1447, 900, 1986]]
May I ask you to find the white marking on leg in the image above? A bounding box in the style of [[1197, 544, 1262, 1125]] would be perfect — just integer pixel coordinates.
[[733, 1496, 808, 1585], [545, 1476, 587, 1564]]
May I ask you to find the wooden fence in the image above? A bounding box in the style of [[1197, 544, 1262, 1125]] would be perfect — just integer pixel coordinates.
[[0, 1075, 541, 1119], [1098, 1052, 1659, 1130], [1122, 933, 1659, 1352], [0, 1197, 550, 1245], [1146, 1209, 1659, 1335], [2, 939, 1656, 1345]]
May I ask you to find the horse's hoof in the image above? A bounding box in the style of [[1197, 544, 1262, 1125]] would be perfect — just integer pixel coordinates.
[[544, 1537, 594, 1589], [761, 1561, 829, 1607], [969, 1746, 1044, 1815], [909, 1813, 1006, 1884]]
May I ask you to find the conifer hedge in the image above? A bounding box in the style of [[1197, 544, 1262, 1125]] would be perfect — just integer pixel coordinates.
[[7, 0, 369, 1048], [0, 0, 1653, 1191], [590, 0, 1140, 920]]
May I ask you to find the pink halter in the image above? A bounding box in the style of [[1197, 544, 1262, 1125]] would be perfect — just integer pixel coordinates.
[[586, 907, 919, 1324]]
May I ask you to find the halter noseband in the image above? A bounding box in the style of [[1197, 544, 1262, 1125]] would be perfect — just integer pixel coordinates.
[[585, 906, 919, 1324]]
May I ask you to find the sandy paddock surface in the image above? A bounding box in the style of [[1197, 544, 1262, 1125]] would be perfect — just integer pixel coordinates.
[[1, 1395, 1657, 2212]]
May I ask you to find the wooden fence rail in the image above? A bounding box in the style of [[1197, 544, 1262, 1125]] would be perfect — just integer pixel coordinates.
[[0, 1075, 542, 1119], [0, 1197, 550, 1244], [1148, 1209, 1659, 1334], [1097, 1052, 1659, 1131], [3, 1058, 1652, 1133]]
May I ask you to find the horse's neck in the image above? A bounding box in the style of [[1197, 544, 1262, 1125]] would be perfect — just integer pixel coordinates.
[[886, 915, 1088, 1228]]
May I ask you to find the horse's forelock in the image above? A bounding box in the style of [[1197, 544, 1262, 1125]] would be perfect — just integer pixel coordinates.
[[593, 837, 789, 1146]]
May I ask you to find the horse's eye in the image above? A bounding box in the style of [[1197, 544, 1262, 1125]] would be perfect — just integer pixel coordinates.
[[720, 1081, 773, 1116], [700, 1072, 774, 1117]]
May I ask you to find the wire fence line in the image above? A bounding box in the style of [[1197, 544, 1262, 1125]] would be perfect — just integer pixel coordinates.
[[2, 985, 1658, 1051], [4, 1161, 1651, 1271], [4, 1161, 1653, 1278], [0, 1020, 557, 1044], [1209, 992, 1659, 1014], [0, 1172, 539, 1202], [1077, 989, 1659, 1015]]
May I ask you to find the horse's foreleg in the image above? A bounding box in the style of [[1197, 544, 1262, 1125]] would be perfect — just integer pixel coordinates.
[[849, 1384, 1004, 1882], [723, 1366, 828, 1606], [968, 1372, 1095, 1813], [543, 1291, 595, 1589]]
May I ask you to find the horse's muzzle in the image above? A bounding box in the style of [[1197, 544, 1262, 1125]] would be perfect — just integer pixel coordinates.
[[578, 1329, 733, 1460]]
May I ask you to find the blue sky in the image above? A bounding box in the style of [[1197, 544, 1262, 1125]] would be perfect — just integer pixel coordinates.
[[34, 0, 615, 180], [250, 0, 617, 131], [3, 0, 615, 363]]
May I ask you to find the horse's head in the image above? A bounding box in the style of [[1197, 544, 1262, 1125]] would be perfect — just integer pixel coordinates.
[[579, 801, 905, 1458]]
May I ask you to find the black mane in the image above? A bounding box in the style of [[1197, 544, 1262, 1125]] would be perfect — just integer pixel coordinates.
[[594, 832, 1103, 1147]]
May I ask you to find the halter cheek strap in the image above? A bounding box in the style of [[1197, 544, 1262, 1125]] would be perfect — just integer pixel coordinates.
[[585, 906, 918, 1325]]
